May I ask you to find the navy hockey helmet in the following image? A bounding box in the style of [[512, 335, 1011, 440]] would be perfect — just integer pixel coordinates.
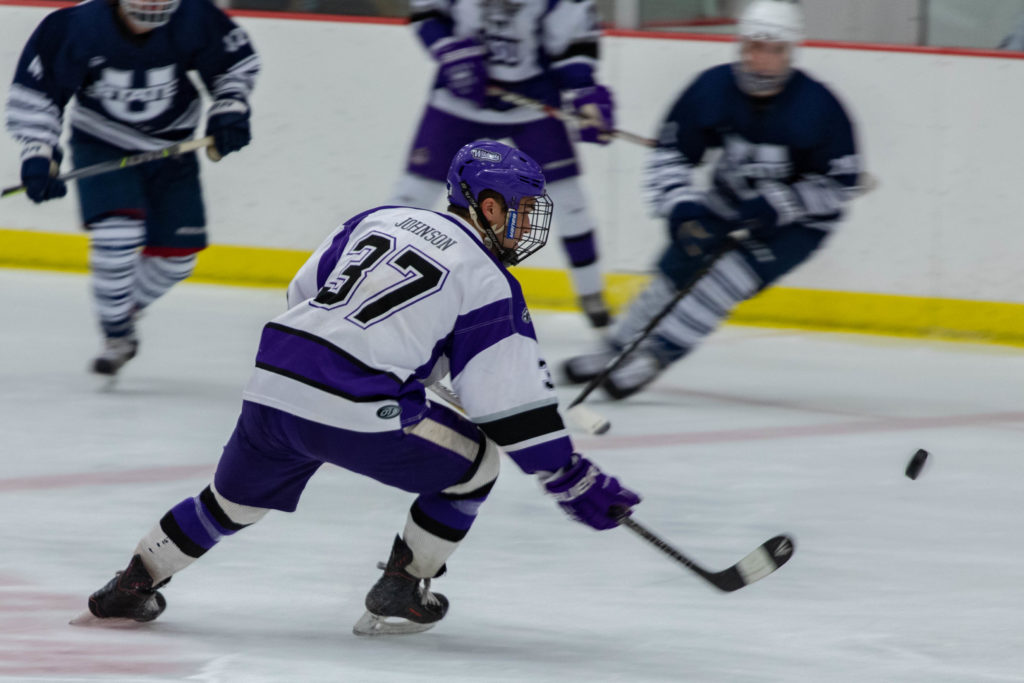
[[120, 0, 181, 29], [446, 140, 553, 266]]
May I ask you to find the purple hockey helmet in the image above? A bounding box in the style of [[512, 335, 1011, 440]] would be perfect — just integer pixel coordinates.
[[446, 140, 553, 265]]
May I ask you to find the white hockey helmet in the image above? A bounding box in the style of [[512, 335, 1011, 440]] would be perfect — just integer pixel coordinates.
[[734, 0, 803, 96], [119, 0, 181, 29], [737, 0, 805, 44]]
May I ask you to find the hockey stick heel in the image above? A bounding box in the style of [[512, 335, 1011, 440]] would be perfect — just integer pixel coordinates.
[[617, 513, 795, 592]]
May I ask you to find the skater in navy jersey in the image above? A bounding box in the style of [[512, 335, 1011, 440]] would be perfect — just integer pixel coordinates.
[[5, 0, 259, 376], [564, 0, 863, 399]]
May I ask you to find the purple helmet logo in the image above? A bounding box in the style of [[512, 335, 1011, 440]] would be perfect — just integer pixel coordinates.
[[446, 140, 553, 266]]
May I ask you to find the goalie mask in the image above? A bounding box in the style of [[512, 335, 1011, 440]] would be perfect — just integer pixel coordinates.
[[120, 0, 181, 29], [446, 140, 553, 266], [734, 0, 804, 96]]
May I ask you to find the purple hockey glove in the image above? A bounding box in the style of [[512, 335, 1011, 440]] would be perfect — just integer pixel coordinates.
[[205, 99, 252, 158], [567, 85, 615, 145], [20, 143, 66, 203], [433, 37, 488, 106], [541, 455, 641, 530]]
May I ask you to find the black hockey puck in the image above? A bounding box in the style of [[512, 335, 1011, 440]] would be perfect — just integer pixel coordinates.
[[905, 449, 929, 480]]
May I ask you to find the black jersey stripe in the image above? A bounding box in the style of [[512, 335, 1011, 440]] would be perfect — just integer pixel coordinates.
[[477, 404, 564, 446]]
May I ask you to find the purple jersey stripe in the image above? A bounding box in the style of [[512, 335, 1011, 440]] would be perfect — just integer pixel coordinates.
[[255, 323, 407, 400], [448, 299, 516, 378]]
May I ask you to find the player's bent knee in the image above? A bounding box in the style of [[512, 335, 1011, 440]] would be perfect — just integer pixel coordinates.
[[441, 438, 500, 499], [209, 482, 270, 526]]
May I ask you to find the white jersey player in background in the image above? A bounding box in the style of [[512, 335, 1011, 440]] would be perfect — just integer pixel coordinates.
[[77, 140, 641, 636], [392, 0, 617, 328]]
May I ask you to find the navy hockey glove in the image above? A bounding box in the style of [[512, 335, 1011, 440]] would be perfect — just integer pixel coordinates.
[[667, 200, 709, 238], [433, 37, 488, 106], [20, 143, 66, 204], [567, 85, 615, 145], [736, 195, 779, 237], [736, 181, 800, 238], [540, 454, 641, 530], [666, 201, 731, 257], [206, 99, 252, 158]]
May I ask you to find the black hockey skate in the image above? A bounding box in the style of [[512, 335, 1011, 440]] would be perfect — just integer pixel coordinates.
[[71, 554, 168, 626], [600, 349, 666, 400], [563, 344, 616, 385], [352, 535, 449, 636], [92, 335, 138, 376]]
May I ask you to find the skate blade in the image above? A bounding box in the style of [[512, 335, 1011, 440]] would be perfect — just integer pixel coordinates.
[[69, 610, 147, 628], [352, 611, 437, 636], [94, 373, 120, 392]]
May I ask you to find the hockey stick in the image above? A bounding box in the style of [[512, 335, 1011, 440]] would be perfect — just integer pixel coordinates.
[[617, 512, 795, 592], [566, 241, 735, 422], [436, 384, 794, 589], [487, 85, 881, 196], [1, 136, 217, 199], [428, 382, 464, 412], [486, 86, 656, 148], [430, 380, 605, 437]]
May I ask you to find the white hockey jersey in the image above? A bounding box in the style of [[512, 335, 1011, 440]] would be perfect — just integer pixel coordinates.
[[411, 0, 601, 123], [243, 206, 574, 474]]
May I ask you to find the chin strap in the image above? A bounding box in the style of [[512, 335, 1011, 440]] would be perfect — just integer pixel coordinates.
[[459, 181, 516, 265]]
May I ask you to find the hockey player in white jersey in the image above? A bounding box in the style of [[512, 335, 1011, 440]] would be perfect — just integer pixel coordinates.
[[392, 0, 616, 328], [5, 0, 259, 376], [77, 140, 641, 636], [564, 0, 863, 399]]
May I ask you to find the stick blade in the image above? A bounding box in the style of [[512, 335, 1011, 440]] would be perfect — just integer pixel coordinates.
[[707, 535, 796, 592]]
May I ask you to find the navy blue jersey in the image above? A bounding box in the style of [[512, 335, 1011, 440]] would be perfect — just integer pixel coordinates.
[[6, 0, 259, 152], [645, 64, 861, 232]]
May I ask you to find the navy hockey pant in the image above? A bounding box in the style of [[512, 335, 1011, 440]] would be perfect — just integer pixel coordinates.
[[659, 223, 829, 292]]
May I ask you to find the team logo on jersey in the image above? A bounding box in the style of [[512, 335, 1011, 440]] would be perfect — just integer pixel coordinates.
[[27, 56, 44, 80], [482, 0, 525, 66], [520, 307, 531, 324], [723, 135, 792, 180], [88, 66, 178, 123], [377, 404, 402, 419], [410, 147, 430, 166], [483, 0, 524, 29]]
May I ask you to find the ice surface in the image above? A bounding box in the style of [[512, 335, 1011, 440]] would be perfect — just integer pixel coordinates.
[[1, 268, 1023, 682]]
